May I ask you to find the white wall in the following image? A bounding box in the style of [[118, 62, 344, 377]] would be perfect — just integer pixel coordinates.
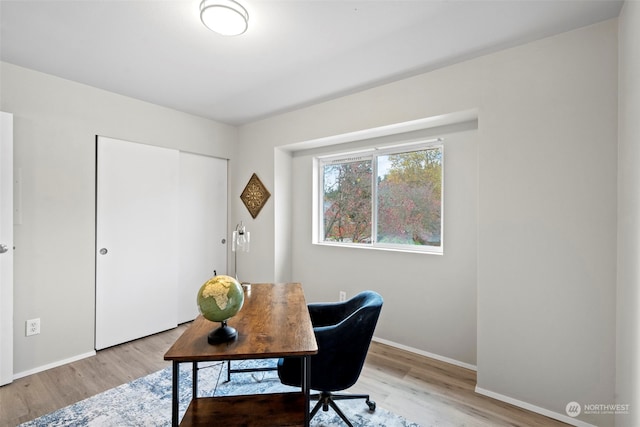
[[616, 1, 640, 426], [237, 19, 618, 425], [290, 126, 478, 366], [0, 62, 236, 375], [476, 18, 617, 427], [0, 13, 623, 425], [274, 148, 293, 283]]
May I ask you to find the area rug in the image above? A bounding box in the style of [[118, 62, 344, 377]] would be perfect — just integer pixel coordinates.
[[20, 359, 421, 426]]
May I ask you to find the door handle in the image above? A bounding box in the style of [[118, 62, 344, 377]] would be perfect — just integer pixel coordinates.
[[99, 248, 108, 255], [0, 243, 8, 254]]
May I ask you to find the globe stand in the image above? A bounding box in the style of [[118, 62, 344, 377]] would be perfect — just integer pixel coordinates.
[[207, 320, 238, 344]]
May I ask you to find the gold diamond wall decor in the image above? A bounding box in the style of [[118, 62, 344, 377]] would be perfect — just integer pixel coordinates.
[[240, 173, 271, 219]]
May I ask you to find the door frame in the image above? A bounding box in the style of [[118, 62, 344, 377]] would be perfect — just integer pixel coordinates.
[[0, 111, 14, 385]]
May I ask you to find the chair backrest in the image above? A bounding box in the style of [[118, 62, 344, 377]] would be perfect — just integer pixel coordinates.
[[307, 291, 383, 392]]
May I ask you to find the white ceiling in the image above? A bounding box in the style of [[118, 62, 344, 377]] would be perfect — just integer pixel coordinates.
[[0, 0, 623, 125]]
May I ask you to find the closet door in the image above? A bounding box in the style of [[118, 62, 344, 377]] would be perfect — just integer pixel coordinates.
[[177, 153, 227, 323], [95, 137, 179, 350]]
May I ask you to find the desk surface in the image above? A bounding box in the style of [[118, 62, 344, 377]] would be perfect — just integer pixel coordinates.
[[164, 282, 318, 362]]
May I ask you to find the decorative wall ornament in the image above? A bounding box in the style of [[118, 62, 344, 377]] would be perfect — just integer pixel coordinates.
[[240, 173, 270, 219]]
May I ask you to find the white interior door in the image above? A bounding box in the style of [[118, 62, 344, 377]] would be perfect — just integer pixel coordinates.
[[178, 153, 227, 323], [0, 112, 13, 385], [96, 137, 179, 350]]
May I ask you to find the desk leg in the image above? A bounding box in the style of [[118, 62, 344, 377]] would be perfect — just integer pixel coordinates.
[[302, 356, 311, 427], [172, 361, 179, 427], [192, 362, 198, 398]]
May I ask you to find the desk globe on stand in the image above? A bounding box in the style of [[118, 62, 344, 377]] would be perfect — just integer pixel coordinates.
[[197, 275, 245, 344]]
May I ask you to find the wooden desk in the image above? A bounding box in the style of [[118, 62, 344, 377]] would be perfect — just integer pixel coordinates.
[[164, 283, 318, 427]]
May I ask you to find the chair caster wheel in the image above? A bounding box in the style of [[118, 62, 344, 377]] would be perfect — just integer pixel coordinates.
[[366, 400, 376, 411]]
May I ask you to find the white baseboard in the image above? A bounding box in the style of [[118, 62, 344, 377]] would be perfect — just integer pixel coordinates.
[[475, 386, 597, 427], [13, 350, 96, 380], [371, 338, 597, 427], [372, 336, 477, 371]]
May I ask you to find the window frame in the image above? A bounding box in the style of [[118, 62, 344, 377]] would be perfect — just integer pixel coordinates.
[[314, 139, 444, 255]]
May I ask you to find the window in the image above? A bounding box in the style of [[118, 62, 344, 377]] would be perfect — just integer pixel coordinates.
[[317, 140, 443, 254]]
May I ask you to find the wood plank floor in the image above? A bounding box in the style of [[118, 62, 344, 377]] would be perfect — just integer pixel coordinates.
[[0, 324, 568, 427]]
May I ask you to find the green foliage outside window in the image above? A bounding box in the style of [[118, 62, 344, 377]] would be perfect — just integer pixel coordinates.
[[323, 160, 372, 243], [321, 143, 443, 251], [377, 148, 442, 246]]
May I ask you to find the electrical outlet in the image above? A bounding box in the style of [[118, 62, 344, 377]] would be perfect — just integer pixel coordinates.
[[26, 318, 40, 336], [339, 291, 346, 302]]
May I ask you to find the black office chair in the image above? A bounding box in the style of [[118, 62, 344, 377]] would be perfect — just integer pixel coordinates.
[[277, 291, 383, 427]]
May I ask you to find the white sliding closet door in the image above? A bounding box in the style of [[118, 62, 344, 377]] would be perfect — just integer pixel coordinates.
[[178, 153, 227, 323], [96, 137, 179, 350]]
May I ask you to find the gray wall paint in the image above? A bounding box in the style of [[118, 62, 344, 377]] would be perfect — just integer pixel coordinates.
[[616, 1, 640, 426], [291, 128, 478, 366], [475, 19, 617, 427], [237, 20, 618, 425], [0, 14, 626, 427], [0, 62, 236, 374]]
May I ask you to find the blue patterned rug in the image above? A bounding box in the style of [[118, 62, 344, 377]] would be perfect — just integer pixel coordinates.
[[20, 359, 420, 426]]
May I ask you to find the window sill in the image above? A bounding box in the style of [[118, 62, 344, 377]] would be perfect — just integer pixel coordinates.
[[313, 241, 443, 255]]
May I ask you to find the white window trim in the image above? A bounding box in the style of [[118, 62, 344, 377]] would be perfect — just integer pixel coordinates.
[[314, 138, 444, 255]]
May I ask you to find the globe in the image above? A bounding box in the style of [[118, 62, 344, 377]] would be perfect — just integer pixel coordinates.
[[197, 275, 245, 344]]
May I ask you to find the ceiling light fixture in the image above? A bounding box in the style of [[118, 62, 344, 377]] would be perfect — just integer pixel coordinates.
[[200, 0, 249, 36]]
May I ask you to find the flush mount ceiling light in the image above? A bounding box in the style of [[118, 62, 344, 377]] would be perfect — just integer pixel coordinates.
[[200, 0, 249, 36]]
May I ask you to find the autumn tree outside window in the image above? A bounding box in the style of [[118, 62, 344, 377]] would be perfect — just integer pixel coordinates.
[[317, 140, 443, 254]]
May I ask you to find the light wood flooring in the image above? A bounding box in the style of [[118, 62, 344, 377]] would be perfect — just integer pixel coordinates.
[[0, 323, 568, 427]]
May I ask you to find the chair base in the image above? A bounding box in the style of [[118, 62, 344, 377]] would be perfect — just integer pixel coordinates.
[[309, 391, 376, 427]]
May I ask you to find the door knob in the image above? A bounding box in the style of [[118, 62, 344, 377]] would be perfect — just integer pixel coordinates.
[[99, 248, 108, 255], [0, 244, 8, 254]]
